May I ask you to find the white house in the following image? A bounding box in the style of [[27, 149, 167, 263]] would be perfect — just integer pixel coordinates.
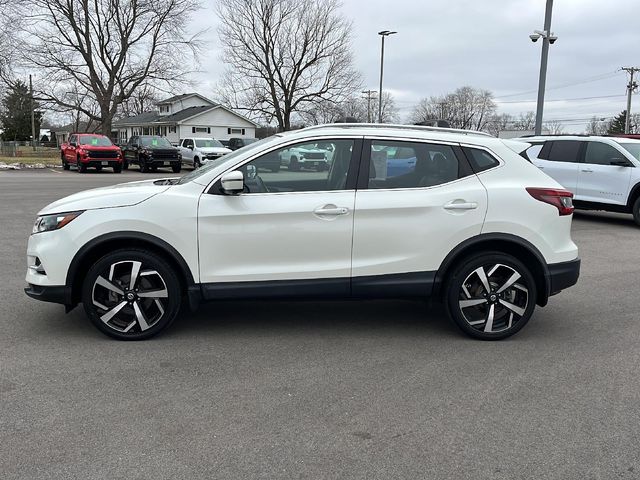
[[113, 93, 258, 144]]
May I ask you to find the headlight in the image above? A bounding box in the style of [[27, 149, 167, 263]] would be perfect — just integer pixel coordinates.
[[32, 211, 83, 234]]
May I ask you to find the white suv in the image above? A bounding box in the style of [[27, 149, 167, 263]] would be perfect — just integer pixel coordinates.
[[25, 124, 580, 341], [517, 135, 640, 225], [178, 137, 232, 168]]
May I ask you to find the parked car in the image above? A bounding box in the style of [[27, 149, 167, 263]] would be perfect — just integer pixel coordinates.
[[228, 137, 259, 151], [219, 139, 231, 148], [26, 124, 579, 341], [516, 135, 640, 225], [178, 137, 232, 168], [121, 135, 182, 173], [279, 143, 333, 171], [60, 133, 123, 173]]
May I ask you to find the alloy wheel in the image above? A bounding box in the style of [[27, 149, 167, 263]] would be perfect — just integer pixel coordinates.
[[457, 263, 529, 334], [91, 260, 168, 334]]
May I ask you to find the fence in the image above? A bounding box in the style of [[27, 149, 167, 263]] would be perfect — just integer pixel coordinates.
[[0, 141, 59, 159]]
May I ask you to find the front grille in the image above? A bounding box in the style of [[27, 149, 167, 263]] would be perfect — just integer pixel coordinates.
[[152, 150, 178, 160], [304, 152, 324, 160], [205, 153, 222, 159], [86, 150, 118, 159]]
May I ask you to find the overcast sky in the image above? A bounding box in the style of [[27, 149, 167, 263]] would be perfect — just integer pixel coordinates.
[[192, 0, 640, 132]]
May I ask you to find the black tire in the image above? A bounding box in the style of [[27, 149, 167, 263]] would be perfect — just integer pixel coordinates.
[[123, 161, 129, 170], [62, 158, 70, 170], [632, 197, 640, 226], [150, 166, 158, 172], [194, 157, 201, 169], [139, 156, 148, 173], [81, 249, 182, 340], [77, 158, 87, 173], [444, 252, 537, 340], [172, 163, 182, 173], [113, 164, 122, 173], [289, 156, 300, 171]]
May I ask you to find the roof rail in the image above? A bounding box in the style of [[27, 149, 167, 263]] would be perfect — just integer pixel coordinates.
[[518, 133, 593, 138], [300, 123, 493, 137]]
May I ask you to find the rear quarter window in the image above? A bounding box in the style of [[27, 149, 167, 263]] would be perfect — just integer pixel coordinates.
[[464, 148, 500, 173]]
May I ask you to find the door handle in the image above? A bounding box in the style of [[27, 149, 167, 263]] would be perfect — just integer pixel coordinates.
[[581, 169, 593, 173], [444, 200, 478, 210], [314, 205, 349, 216]]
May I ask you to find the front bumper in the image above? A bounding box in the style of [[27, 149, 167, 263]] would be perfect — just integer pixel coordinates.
[[81, 160, 121, 168], [24, 283, 71, 305], [547, 258, 581, 296]]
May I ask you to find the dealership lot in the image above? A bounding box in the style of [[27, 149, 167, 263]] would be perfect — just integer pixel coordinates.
[[2, 170, 640, 479]]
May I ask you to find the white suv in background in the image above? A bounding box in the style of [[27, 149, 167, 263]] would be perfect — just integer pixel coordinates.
[[178, 137, 232, 168], [25, 124, 580, 341], [518, 135, 640, 225]]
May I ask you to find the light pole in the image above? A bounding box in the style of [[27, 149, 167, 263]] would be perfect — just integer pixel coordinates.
[[530, 0, 557, 135], [377, 30, 396, 123]]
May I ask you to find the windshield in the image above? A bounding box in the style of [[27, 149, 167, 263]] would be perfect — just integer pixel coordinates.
[[141, 136, 172, 148], [195, 139, 223, 148], [243, 138, 258, 145], [79, 135, 112, 147], [619, 143, 640, 161], [177, 136, 278, 185]]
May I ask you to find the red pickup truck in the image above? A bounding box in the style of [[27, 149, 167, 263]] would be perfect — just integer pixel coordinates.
[[60, 133, 123, 173]]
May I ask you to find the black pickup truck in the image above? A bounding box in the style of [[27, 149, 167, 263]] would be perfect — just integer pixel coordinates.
[[121, 135, 182, 173]]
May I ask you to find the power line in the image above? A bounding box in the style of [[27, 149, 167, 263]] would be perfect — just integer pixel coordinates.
[[496, 93, 625, 104], [494, 70, 623, 99]]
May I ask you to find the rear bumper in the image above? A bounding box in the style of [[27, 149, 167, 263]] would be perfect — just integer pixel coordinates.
[[547, 258, 581, 296]]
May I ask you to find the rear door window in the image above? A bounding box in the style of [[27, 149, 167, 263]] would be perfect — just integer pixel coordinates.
[[543, 141, 582, 162]]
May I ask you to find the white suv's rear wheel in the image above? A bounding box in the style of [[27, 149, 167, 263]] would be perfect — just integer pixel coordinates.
[[445, 252, 537, 340], [81, 250, 181, 340]]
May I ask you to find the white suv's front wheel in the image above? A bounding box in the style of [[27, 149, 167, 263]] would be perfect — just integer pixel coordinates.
[[81, 249, 182, 340], [445, 252, 537, 340]]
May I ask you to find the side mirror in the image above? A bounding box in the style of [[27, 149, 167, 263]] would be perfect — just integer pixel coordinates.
[[220, 170, 244, 194], [188, 145, 194, 150], [611, 158, 631, 167], [70, 141, 77, 148]]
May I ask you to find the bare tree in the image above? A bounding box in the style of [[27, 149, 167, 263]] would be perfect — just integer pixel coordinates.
[[544, 119, 564, 135], [513, 111, 536, 130], [410, 87, 496, 130], [484, 113, 514, 137], [370, 92, 399, 124], [19, 0, 202, 136], [117, 83, 161, 119], [217, 0, 361, 131]]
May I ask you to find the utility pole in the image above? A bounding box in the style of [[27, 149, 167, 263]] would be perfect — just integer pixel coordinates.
[[361, 90, 376, 123], [622, 67, 639, 134], [29, 74, 36, 151], [533, 0, 554, 135]]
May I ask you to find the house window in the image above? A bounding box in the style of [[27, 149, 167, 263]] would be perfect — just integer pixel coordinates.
[[169, 125, 176, 134], [192, 126, 210, 133], [159, 105, 169, 114], [228, 127, 244, 135]]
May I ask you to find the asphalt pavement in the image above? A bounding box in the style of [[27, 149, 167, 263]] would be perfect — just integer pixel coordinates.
[[1, 169, 640, 479]]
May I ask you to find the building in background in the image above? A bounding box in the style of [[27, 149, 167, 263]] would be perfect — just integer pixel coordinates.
[[113, 93, 257, 144]]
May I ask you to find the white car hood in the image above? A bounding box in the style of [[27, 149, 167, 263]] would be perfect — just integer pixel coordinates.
[[39, 179, 172, 215], [197, 147, 232, 154]]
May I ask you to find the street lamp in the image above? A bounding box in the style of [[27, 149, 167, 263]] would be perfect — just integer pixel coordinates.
[[531, 0, 557, 135], [377, 30, 397, 123]]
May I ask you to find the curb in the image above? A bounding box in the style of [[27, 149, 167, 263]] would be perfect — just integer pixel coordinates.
[[0, 163, 62, 170]]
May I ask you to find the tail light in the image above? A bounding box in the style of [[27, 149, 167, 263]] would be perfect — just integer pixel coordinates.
[[526, 187, 574, 216]]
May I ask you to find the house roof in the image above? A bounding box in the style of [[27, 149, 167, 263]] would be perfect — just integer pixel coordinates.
[[113, 111, 161, 126], [53, 120, 100, 133], [161, 105, 215, 122], [157, 93, 215, 106]]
